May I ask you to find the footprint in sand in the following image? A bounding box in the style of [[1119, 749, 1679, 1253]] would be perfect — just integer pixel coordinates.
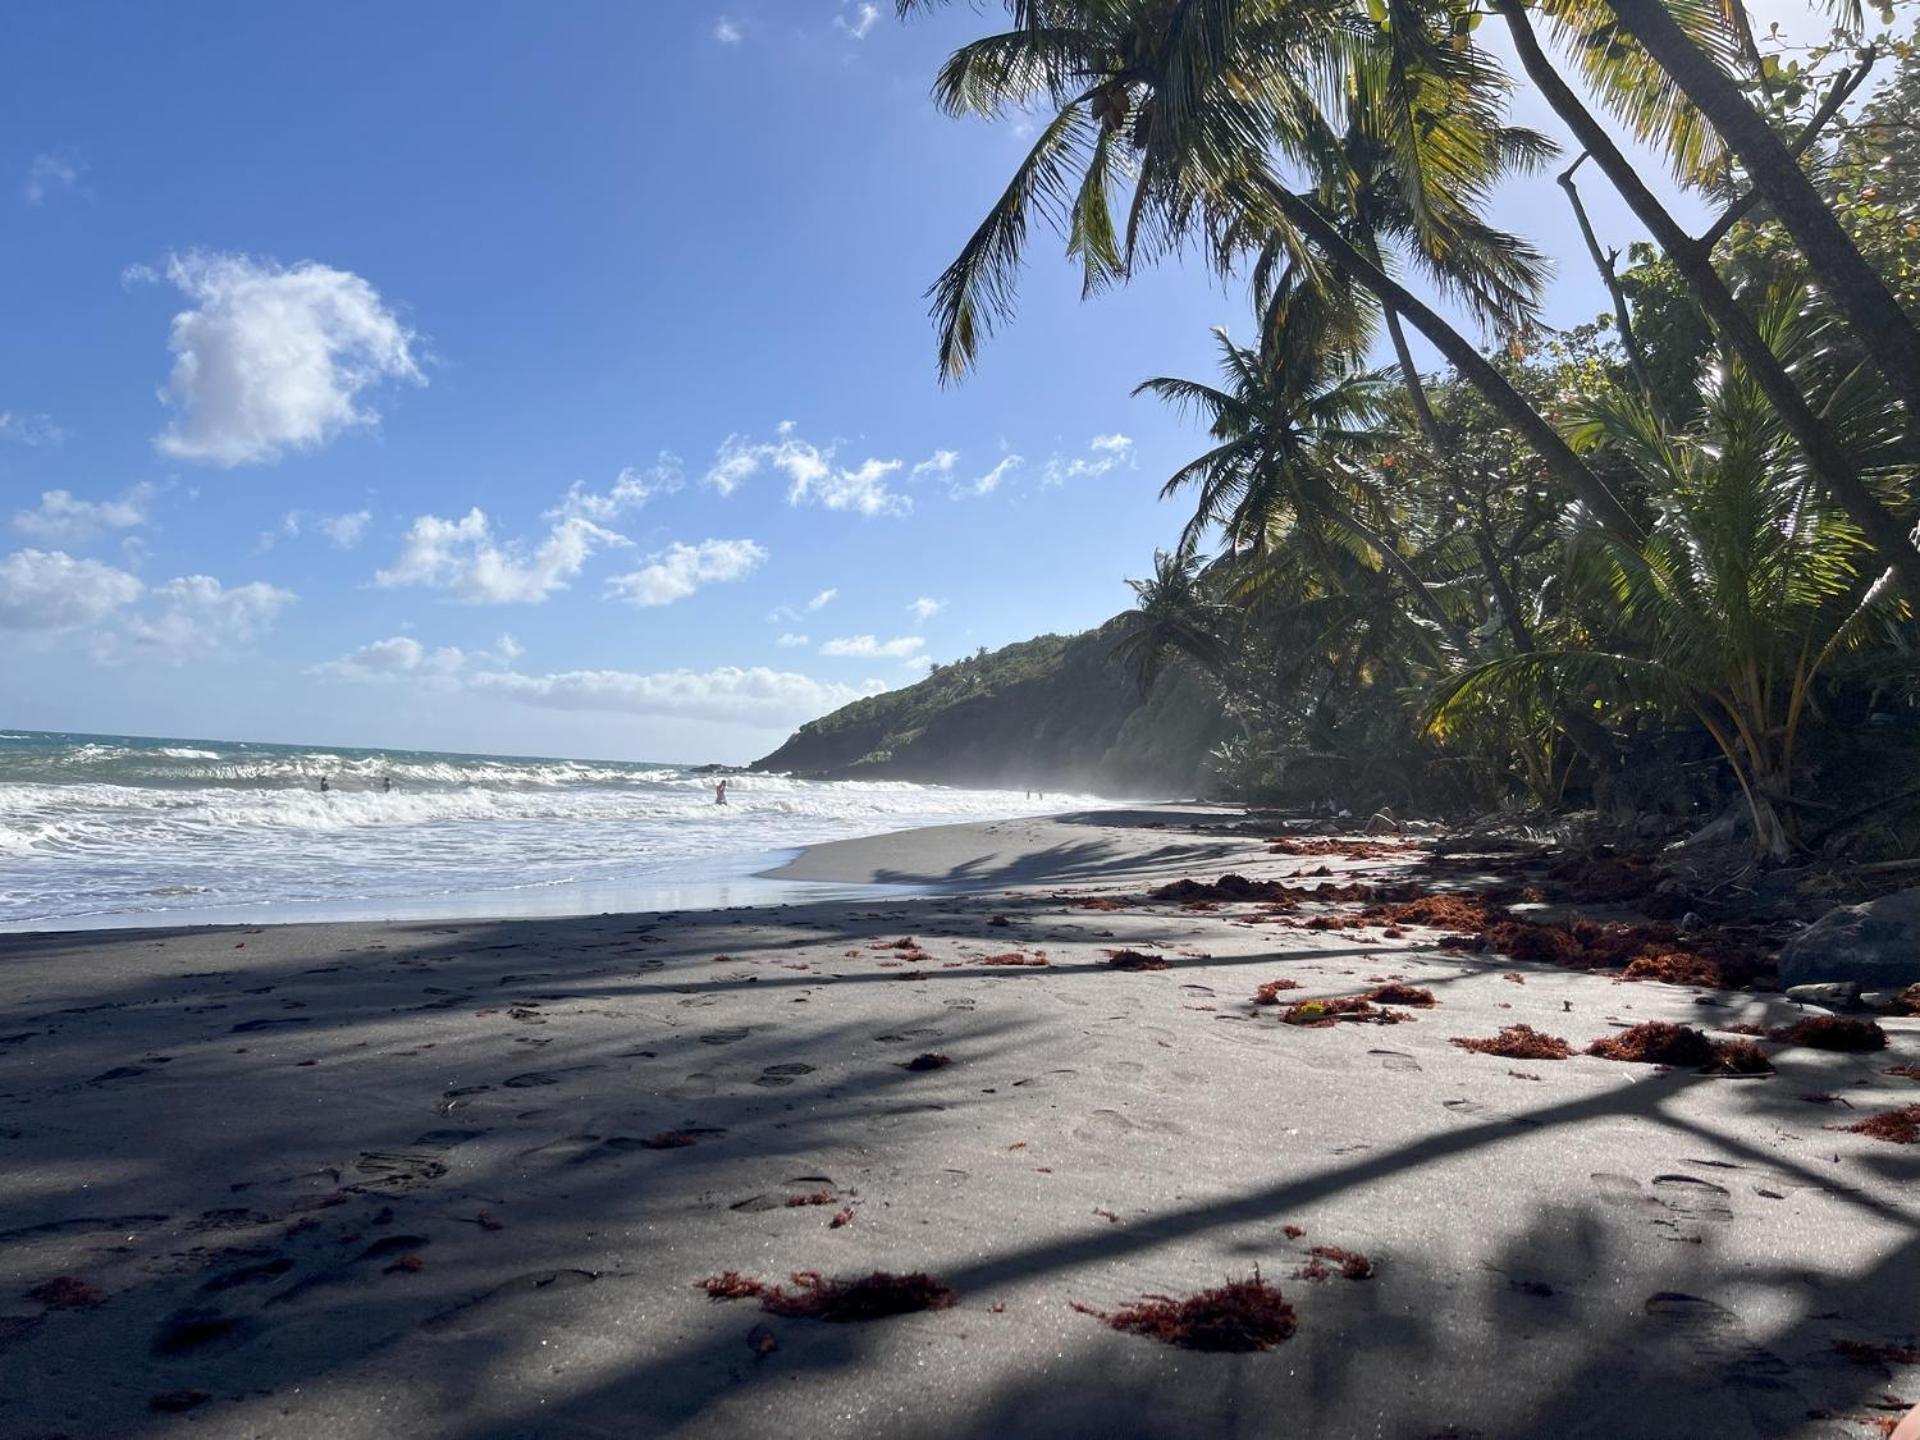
[[1442, 1098, 1489, 1116], [1651, 1174, 1734, 1223], [352, 1152, 449, 1193], [1012, 1068, 1080, 1089], [874, 1028, 942, 1044], [1642, 1292, 1791, 1384], [230, 1017, 311, 1033], [754, 1063, 816, 1088], [1371, 1049, 1422, 1073], [1072, 1108, 1182, 1141], [199, 1257, 294, 1293], [152, 1309, 245, 1356], [698, 1028, 751, 1046]]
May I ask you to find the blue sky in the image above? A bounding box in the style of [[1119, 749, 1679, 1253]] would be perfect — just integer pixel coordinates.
[[0, 0, 1798, 763]]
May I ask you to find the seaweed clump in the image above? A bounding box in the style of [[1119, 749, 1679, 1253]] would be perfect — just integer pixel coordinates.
[[1768, 1016, 1887, 1052], [701, 1269, 956, 1320], [981, 952, 1047, 967], [1842, 1105, 1920, 1144], [1367, 983, 1436, 1008], [1586, 1022, 1719, 1067], [1299, 1246, 1374, 1281], [1450, 1025, 1574, 1060], [1252, 979, 1303, 1005], [1279, 996, 1407, 1027], [1074, 1274, 1296, 1352], [904, 1052, 952, 1072], [1105, 949, 1171, 972], [1703, 1040, 1775, 1076]]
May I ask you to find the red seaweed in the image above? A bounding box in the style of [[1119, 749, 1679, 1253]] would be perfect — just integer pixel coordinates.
[[1073, 1273, 1296, 1351], [1450, 1025, 1573, 1060]]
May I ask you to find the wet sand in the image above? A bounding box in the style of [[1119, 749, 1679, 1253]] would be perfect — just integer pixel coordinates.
[[1, 805, 1916, 1438]]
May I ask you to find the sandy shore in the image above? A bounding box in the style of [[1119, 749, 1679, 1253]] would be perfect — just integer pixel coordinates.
[[1, 804, 1916, 1438]]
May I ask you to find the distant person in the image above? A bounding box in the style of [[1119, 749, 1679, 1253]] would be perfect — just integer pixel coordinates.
[[381, 775, 394, 793], [319, 775, 331, 794], [715, 777, 729, 806]]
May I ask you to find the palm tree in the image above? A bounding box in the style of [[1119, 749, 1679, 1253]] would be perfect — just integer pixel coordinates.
[[1135, 307, 1477, 652], [1557, 0, 1920, 428], [896, 0, 1645, 541], [1492, 0, 1920, 608], [1429, 290, 1909, 857]]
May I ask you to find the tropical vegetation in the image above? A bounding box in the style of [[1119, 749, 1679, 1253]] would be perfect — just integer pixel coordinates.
[[898, 0, 1920, 859]]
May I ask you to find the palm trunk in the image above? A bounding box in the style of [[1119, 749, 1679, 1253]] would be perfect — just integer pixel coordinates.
[[1260, 181, 1644, 545], [1377, 297, 1541, 652], [1557, 154, 1661, 411], [1497, 0, 1920, 610], [1596, 0, 1920, 424]]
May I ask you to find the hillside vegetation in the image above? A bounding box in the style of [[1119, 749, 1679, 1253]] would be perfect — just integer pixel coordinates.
[[751, 617, 1225, 795]]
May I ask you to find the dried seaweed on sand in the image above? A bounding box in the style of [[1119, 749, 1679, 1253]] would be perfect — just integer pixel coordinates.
[[1073, 1273, 1296, 1351]]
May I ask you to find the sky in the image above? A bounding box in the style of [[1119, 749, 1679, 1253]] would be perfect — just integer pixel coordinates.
[[0, 0, 1817, 763]]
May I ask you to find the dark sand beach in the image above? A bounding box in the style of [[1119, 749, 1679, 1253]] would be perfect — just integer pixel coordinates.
[[2, 806, 1916, 1438]]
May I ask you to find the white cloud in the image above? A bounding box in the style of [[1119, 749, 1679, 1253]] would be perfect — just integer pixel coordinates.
[[706, 424, 910, 516], [148, 252, 424, 467], [908, 596, 944, 622], [714, 16, 743, 43], [911, 449, 958, 480], [835, 2, 881, 39], [470, 665, 886, 728], [23, 150, 83, 206], [606, 537, 768, 607], [312, 631, 520, 683], [117, 575, 294, 661], [820, 633, 926, 660], [767, 586, 839, 625], [312, 634, 470, 682], [0, 411, 64, 447], [376, 508, 624, 604], [272, 507, 372, 551], [807, 588, 837, 611], [0, 549, 143, 629], [11, 484, 154, 544], [955, 453, 1022, 498], [317, 510, 372, 548], [776, 632, 810, 647], [1043, 433, 1134, 486], [545, 455, 683, 524]]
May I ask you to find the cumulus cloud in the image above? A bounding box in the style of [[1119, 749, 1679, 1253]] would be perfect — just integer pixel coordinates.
[[470, 665, 885, 728], [311, 632, 521, 683], [0, 547, 291, 659], [0, 411, 64, 447], [908, 596, 944, 622], [835, 2, 881, 38], [376, 508, 624, 604], [545, 455, 683, 524], [23, 150, 83, 206], [776, 632, 810, 647], [706, 423, 910, 517], [312, 634, 470, 682], [820, 633, 926, 660], [714, 16, 743, 42], [147, 252, 424, 467], [118, 576, 294, 661], [1043, 433, 1134, 486], [0, 549, 144, 629], [606, 538, 768, 607], [11, 484, 154, 544], [807, 588, 837, 611]]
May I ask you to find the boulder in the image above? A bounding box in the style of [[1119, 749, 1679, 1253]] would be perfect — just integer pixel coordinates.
[[1778, 888, 1920, 992]]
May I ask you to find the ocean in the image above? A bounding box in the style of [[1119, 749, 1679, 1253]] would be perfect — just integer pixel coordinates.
[[0, 730, 1098, 931]]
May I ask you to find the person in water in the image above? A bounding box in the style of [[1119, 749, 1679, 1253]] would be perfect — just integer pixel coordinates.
[[381, 775, 394, 793], [319, 775, 331, 794], [715, 777, 729, 806]]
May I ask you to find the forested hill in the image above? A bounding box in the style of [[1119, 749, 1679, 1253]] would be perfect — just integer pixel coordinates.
[[750, 617, 1225, 795]]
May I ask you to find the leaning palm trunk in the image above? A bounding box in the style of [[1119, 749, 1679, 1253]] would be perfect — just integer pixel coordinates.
[[1589, 0, 1920, 428], [1495, 0, 1920, 610]]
